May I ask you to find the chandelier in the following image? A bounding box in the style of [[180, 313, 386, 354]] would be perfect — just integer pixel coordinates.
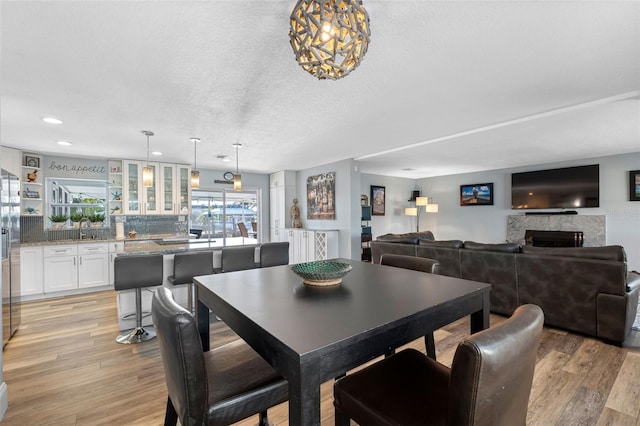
[[289, 0, 371, 80]]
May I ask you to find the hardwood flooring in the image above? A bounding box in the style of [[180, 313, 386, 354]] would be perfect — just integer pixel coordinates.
[[2, 291, 640, 425]]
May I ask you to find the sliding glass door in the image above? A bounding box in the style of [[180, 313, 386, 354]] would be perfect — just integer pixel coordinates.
[[190, 188, 260, 245]]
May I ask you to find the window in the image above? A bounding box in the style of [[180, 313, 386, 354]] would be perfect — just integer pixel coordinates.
[[190, 188, 260, 245], [45, 178, 108, 227]]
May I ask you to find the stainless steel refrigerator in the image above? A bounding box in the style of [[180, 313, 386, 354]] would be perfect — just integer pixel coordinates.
[[1, 168, 21, 347]]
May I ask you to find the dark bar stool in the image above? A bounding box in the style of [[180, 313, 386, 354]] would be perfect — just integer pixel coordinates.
[[168, 251, 214, 312], [221, 246, 257, 272], [114, 254, 163, 344], [259, 242, 290, 267]]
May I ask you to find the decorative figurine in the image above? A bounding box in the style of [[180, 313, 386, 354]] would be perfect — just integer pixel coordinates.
[[290, 198, 302, 228], [26, 169, 38, 182]]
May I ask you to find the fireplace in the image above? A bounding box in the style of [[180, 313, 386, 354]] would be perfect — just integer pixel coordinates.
[[524, 230, 584, 247]]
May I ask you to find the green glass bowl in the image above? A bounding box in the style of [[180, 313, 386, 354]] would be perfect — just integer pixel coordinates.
[[291, 261, 353, 286]]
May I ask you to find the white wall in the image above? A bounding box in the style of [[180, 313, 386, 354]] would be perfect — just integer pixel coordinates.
[[360, 153, 640, 270]]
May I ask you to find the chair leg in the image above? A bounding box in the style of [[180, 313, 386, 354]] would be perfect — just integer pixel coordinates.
[[258, 410, 273, 426], [425, 332, 436, 360], [334, 405, 351, 426], [115, 288, 156, 344], [164, 396, 178, 426], [384, 347, 395, 358]]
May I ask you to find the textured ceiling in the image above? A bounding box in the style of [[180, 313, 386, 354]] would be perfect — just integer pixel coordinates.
[[1, 1, 639, 179]]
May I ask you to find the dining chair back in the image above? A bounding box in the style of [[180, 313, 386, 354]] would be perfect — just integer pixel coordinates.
[[237, 222, 249, 238], [380, 253, 439, 274], [259, 242, 290, 267], [168, 251, 214, 312], [334, 304, 544, 426], [380, 253, 440, 358], [221, 245, 257, 272], [152, 287, 288, 426], [114, 254, 163, 344]]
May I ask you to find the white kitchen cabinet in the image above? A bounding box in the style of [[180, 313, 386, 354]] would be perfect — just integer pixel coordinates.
[[122, 160, 189, 215], [176, 164, 191, 214], [43, 243, 109, 293], [269, 171, 296, 242], [20, 246, 43, 296], [108, 241, 124, 285], [285, 229, 339, 264], [43, 244, 78, 292], [78, 243, 109, 288], [159, 163, 176, 214], [1, 146, 22, 176]]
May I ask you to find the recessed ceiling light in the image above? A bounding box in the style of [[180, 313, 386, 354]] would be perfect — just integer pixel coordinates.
[[43, 117, 63, 124], [56, 140, 72, 146], [151, 151, 162, 156]]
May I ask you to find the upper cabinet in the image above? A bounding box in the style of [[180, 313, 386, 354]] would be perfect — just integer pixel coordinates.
[[110, 159, 190, 216]]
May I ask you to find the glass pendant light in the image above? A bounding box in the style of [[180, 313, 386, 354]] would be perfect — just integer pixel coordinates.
[[233, 143, 242, 191], [190, 138, 200, 188], [141, 130, 154, 187]]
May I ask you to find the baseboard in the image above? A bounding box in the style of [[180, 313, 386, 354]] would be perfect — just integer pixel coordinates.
[[0, 381, 8, 420]]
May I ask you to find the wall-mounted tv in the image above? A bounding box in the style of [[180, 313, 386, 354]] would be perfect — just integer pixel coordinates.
[[511, 164, 599, 210]]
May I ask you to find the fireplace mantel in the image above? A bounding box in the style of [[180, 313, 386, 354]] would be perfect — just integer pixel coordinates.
[[507, 214, 605, 247]]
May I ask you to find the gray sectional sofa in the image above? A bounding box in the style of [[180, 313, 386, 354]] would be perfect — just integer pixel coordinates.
[[371, 232, 640, 345]]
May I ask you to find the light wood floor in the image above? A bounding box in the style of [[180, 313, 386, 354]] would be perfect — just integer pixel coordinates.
[[2, 291, 640, 425]]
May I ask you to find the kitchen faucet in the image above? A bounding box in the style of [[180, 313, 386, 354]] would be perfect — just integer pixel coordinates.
[[79, 217, 91, 240]]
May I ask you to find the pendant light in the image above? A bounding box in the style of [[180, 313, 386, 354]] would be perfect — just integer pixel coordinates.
[[289, 0, 371, 80], [233, 142, 242, 191], [190, 137, 201, 188], [141, 130, 154, 187]]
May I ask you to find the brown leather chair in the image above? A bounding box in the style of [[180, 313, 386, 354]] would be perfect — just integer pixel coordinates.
[[380, 253, 440, 359], [152, 287, 288, 426], [333, 304, 544, 426], [259, 242, 290, 267]]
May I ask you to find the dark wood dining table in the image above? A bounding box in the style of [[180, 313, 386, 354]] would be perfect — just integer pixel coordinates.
[[194, 258, 490, 426]]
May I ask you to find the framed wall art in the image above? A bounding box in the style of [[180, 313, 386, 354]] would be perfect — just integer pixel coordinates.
[[306, 172, 336, 220], [370, 185, 385, 216], [460, 183, 494, 206], [630, 170, 640, 201], [25, 155, 40, 168]]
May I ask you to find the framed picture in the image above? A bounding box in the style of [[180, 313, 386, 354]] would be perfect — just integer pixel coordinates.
[[370, 185, 385, 216], [460, 183, 494, 206], [25, 155, 40, 168], [630, 170, 640, 201], [306, 172, 336, 220]]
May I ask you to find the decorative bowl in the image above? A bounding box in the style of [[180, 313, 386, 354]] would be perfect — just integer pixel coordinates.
[[291, 261, 353, 286]]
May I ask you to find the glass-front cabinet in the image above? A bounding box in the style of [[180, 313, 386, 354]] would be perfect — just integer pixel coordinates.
[[119, 160, 189, 215]]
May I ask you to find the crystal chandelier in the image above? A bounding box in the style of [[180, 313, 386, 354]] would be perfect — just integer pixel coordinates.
[[289, 0, 371, 80]]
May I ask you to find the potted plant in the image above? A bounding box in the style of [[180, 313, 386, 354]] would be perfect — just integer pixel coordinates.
[[88, 213, 105, 227], [70, 212, 85, 228], [49, 215, 69, 229]]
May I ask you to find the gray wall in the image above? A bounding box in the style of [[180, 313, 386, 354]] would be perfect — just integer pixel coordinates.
[[362, 152, 640, 270]]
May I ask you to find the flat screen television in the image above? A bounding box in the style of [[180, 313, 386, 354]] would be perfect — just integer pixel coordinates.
[[511, 164, 599, 209]]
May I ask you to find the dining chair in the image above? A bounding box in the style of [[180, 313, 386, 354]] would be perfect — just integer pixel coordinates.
[[168, 251, 214, 313], [221, 245, 257, 272], [152, 287, 289, 426], [333, 304, 544, 426], [379, 253, 440, 359], [114, 254, 163, 344], [259, 242, 290, 267], [237, 222, 249, 238]]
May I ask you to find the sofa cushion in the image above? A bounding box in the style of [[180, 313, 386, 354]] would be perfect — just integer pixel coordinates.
[[521, 245, 626, 262], [419, 239, 464, 249], [376, 234, 419, 244], [464, 241, 521, 253]]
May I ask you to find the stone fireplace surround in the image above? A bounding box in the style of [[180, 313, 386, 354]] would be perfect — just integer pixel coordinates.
[[507, 214, 605, 247]]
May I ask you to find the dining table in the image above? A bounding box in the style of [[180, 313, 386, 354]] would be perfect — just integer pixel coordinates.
[[194, 258, 491, 426]]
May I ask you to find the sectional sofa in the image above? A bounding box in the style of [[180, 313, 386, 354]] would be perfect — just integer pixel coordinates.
[[371, 232, 640, 345]]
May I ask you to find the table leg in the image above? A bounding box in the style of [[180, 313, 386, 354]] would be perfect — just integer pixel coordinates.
[[289, 363, 321, 426], [470, 290, 490, 334], [195, 287, 210, 351]]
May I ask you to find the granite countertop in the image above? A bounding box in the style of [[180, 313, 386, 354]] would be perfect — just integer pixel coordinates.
[[120, 238, 259, 256]]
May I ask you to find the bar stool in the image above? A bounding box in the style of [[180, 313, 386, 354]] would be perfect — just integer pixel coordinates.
[[168, 251, 214, 312], [221, 246, 257, 272], [114, 254, 163, 344], [259, 242, 289, 267]]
